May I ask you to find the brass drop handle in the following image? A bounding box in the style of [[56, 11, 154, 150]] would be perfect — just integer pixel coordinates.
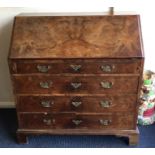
[[40, 81, 53, 89], [100, 100, 112, 108], [72, 119, 82, 125], [99, 119, 112, 126], [101, 65, 115, 72], [70, 64, 82, 72], [71, 101, 82, 107], [71, 82, 82, 89], [37, 65, 51, 73], [100, 81, 113, 89], [41, 100, 54, 108], [43, 118, 55, 125]]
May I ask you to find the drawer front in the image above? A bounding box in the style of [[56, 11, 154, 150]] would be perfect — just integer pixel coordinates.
[[17, 95, 137, 112], [13, 75, 139, 94], [12, 59, 141, 74], [18, 113, 135, 130]]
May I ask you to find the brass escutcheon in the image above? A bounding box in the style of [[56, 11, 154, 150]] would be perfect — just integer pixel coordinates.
[[71, 82, 82, 89], [72, 119, 82, 125], [70, 64, 82, 72], [101, 65, 115, 72], [99, 119, 112, 126], [41, 100, 54, 108], [100, 81, 113, 89], [37, 65, 51, 73], [100, 100, 112, 108], [39, 81, 53, 89], [71, 101, 82, 107]]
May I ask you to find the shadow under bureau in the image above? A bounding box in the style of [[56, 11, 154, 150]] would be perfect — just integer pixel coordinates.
[[8, 13, 144, 145]]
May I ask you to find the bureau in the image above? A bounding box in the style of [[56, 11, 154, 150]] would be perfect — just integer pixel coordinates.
[[8, 13, 144, 145]]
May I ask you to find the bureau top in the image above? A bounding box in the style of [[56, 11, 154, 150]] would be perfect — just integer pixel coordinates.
[[9, 14, 144, 59]]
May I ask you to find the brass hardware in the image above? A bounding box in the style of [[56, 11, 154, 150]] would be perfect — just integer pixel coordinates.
[[41, 100, 54, 108], [100, 81, 113, 89], [72, 119, 82, 125], [99, 119, 112, 126], [71, 101, 82, 107], [100, 100, 112, 108], [101, 65, 115, 72], [37, 65, 51, 73], [43, 119, 52, 125], [71, 82, 82, 89], [39, 81, 53, 89], [70, 64, 82, 72]]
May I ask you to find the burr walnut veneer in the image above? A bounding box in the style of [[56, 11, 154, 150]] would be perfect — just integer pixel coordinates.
[[8, 14, 144, 145]]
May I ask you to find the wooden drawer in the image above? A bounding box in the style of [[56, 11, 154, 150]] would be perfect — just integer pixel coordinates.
[[10, 59, 141, 74], [13, 75, 139, 94], [18, 113, 135, 130], [17, 95, 137, 113]]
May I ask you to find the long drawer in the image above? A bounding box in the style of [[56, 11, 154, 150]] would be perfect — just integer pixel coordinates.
[[16, 95, 137, 113], [18, 113, 135, 130], [10, 59, 141, 74], [13, 75, 139, 94]]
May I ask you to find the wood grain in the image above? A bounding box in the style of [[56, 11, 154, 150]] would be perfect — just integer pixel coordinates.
[[10, 59, 142, 74], [12, 75, 139, 94], [16, 95, 137, 113], [9, 15, 143, 59], [18, 113, 135, 130]]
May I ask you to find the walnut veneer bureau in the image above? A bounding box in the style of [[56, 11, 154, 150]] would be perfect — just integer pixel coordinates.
[[8, 13, 144, 145]]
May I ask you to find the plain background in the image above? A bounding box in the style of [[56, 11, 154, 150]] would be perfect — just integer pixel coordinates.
[[0, 0, 155, 107]]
